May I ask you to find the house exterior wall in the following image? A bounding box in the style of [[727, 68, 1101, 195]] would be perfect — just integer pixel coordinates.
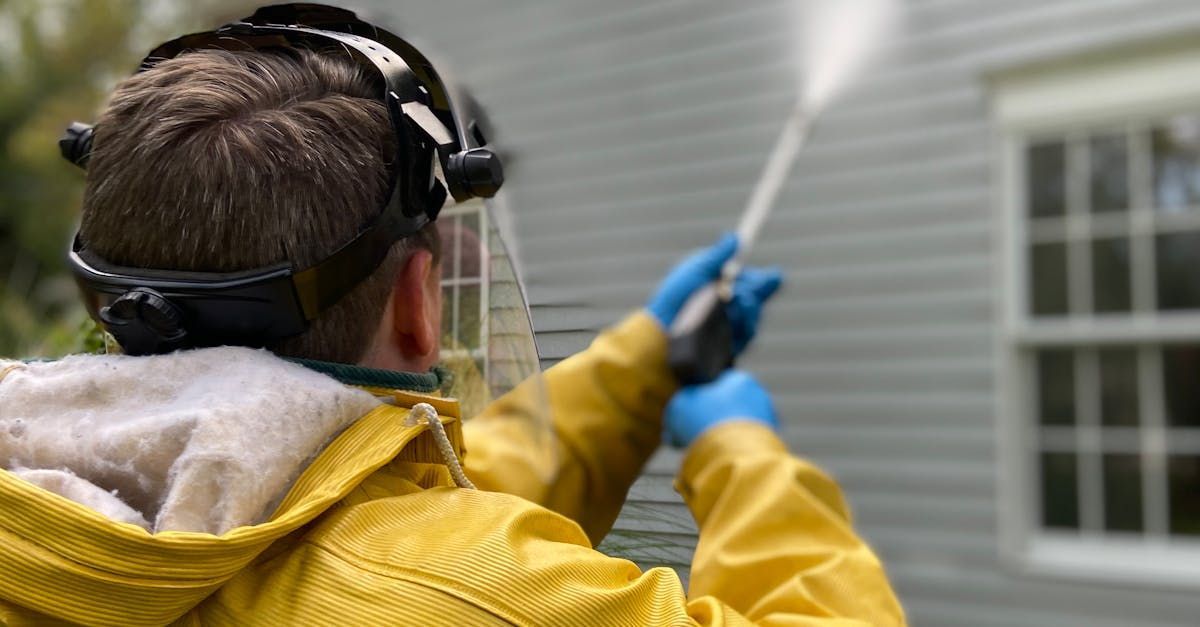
[[364, 1, 1200, 624]]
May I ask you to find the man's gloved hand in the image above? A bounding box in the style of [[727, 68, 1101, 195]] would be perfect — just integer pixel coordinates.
[[646, 233, 783, 355], [664, 370, 780, 448]]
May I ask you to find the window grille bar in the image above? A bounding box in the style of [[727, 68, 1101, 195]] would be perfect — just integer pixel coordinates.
[[1141, 346, 1170, 537], [441, 278, 484, 287], [479, 207, 491, 387], [452, 215, 462, 347], [1078, 349, 1104, 533], [1028, 209, 1200, 243], [1041, 426, 1200, 454], [1131, 124, 1158, 313], [1014, 316, 1200, 345], [1067, 135, 1092, 317]]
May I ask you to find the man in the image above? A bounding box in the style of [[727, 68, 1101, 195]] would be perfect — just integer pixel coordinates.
[[0, 5, 904, 625]]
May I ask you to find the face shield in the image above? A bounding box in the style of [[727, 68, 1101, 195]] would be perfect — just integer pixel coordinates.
[[435, 197, 557, 483], [56, 1, 556, 483]]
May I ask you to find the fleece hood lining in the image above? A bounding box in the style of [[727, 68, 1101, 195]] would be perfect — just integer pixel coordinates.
[[0, 347, 381, 535]]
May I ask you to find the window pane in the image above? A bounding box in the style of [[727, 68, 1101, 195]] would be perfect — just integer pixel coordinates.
[[1100, 348, 1139, 427], [457, 284, 482, 350], [1092, 237, 1132, 313], [1168, 455, 1200, 536], [440, 285, 456, 347], [1031, 243, 1068, 316], [1156, 232, 1200, 310], [459, 212, 483, 279], [1103, 454, 1143, 532], [1163, 346, 1200, 428], [439, 216, 461, 279], [1042, 452, 1080, 529], [1090, 134, 1130, 213], [1038, 349, 1075, 426], [1153, 116, 1200, 213], [1029, 141, 1067, 218]]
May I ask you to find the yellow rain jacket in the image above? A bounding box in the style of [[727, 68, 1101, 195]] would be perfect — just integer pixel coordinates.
[[0, 313, 904, 626]]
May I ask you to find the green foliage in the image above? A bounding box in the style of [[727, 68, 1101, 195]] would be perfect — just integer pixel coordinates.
[[0, 0, 246, 358]]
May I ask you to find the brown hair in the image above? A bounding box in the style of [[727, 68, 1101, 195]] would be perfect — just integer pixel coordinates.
[[80, 48, 437, 363]]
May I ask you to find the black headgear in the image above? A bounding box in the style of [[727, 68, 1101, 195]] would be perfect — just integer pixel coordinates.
[[61, 3, 504, 356]]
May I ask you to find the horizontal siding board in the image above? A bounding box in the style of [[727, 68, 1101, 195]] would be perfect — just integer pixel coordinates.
[[771, 390, 992, 413], [784, 433, 994, 466], [524, 255, 992, 304], [759, 361, 994, 396], [530, 330, 606, 360], [517, 91, 985, 177], [485, 7, 794, 107], [825, 460, 995, 498], [762, 327, 990, 360], [522, 186, 990, 251], [527, 305, 627, 333], [480, 1, 789, 83], [850, 494, 996, 531], [502, 54, 978, 150], [514, 146, 987, 208], [511, 180, 987, 237], [773, 301, 993, 333], [527, 219, 993, 274], [864, 527, 1000, 565], [770, 286, 993, 316], [782, 401, 993, 420], [480, 2, 719, 65], [514, 82, 984, 169]]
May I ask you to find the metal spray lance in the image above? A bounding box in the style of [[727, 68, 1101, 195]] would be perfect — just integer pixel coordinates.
[[667, 0, 902, 385], [667, 106, 813, 384]]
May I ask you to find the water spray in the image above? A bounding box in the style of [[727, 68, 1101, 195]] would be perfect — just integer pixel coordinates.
[[669, 0, 903, 385]]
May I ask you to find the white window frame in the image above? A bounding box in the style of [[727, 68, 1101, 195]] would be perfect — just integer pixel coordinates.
[[992, 41, 1200, 588], [440, 200, 490, 381]]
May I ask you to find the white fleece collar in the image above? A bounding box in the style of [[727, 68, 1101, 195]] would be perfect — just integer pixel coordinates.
[[0, 347, 380, 534]]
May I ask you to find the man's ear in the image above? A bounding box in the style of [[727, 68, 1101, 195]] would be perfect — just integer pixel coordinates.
[[391, 249, 438, 359]]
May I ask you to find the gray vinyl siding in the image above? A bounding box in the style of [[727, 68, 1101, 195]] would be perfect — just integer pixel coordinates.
[[367, 1, 1200, 624]]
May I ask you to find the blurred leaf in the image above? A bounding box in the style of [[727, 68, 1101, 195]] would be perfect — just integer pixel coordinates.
[[0, 0, 241, 358]]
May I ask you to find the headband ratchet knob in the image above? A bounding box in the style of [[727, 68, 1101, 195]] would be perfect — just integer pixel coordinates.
[[447, 148, 504, 199], [99, 288, 189, 356], [59, 122, 95, 169]]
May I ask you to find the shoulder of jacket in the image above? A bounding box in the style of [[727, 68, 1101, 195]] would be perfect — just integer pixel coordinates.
[[290, 488, 666, 624]]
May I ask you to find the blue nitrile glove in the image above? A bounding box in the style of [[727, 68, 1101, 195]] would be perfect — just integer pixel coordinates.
[[727, 267, 784, 354], [646, 233, 783, 355], [664, 370, 780, 448]]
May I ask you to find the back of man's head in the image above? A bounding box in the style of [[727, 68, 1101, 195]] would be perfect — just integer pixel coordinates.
[[80, 48, 437, 363]]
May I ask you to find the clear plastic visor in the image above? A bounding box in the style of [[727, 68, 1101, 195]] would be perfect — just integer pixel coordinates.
[[435, 198, 555, 482]]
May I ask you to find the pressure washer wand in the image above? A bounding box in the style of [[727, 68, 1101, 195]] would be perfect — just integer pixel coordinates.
[[730, 105, 812, 279], [667, 105, 814, 385]]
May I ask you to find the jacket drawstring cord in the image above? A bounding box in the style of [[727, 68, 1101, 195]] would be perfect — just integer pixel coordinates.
[[406, 402, 477, 490], [0, 363, 24, 385]]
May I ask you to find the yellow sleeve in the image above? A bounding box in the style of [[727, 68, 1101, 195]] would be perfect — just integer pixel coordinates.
[[677, 421, 906, 626], [463, 311, 676, 545]]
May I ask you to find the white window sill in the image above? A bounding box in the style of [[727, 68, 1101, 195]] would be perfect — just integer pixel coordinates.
[[1007, 534, 1200, 590]]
